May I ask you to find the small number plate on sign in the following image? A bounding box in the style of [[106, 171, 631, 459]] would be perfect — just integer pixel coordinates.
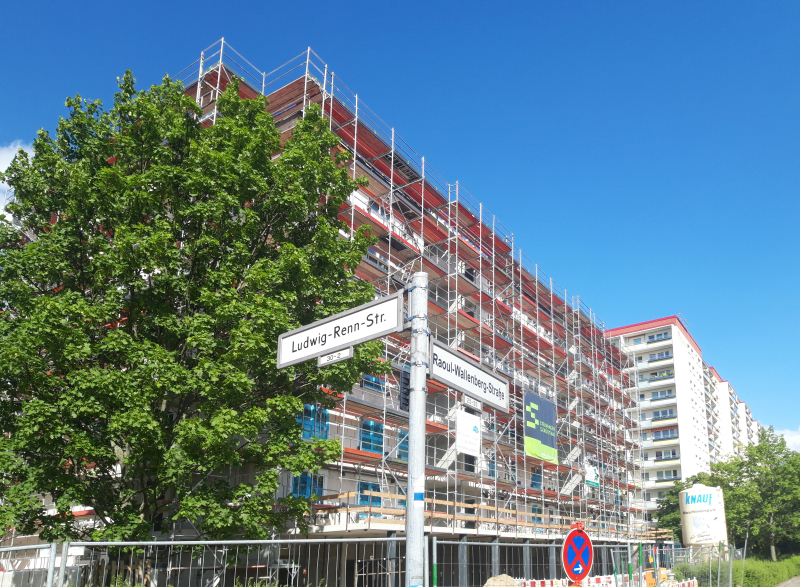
[[317, 346, 354, 367], [463, 394, 482, 411]]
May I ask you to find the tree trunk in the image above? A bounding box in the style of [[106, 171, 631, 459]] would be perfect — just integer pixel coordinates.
[[769, 513, 777, 562]]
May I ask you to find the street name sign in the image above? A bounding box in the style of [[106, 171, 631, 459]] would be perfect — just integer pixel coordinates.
[[429, 340, 509, 412], [278, 292, 404, 369], [562, 527, 593, 583]]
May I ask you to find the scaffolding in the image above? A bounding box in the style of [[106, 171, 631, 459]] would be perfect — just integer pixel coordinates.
[[176, 39, 662, 544]]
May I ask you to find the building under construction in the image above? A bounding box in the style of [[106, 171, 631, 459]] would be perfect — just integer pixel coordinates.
[[178, 40, 659, 545]]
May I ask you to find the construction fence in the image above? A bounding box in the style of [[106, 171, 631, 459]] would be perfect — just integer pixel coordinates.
[[0, 538, 727, 587]]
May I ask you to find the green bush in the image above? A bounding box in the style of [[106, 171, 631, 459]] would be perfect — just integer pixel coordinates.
[[673, 555, 800, 587]]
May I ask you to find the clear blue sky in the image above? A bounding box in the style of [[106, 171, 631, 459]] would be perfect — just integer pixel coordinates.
[[2, 1, 798, 440]]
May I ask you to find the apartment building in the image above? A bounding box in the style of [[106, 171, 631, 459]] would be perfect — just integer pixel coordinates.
[[606, 316, 757, 519], [174, 41, 656, 543]]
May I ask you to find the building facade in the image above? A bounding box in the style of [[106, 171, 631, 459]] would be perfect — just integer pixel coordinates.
[[606, 316, 758, 520], [176, 41, 661, 543]]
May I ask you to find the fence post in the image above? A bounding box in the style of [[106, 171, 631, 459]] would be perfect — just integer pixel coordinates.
[[728, 544, 733, 587], [45, 543, 57, 587], [424, 536, 430, 587], [389, 532, 397, 587], [459, 535, 468, 587], [58, 542, 70, 587], [491, 538, 499, 578], [432, 536, 438, 587], [340, 542, 348, 587], [549, 544, 557, 581], [523, 540, 531, 581], [639, 542, 644, 587], [628, 542, 633, 582]]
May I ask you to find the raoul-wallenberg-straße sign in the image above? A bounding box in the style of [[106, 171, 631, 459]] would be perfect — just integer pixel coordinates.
[[429, 340, 509, 412]]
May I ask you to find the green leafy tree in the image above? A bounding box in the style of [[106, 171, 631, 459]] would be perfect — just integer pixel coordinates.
[[736, 427, 800, 560], [0, 73, 387, 541], [653, 478, 689, 544], [656, 427, 800, 560]]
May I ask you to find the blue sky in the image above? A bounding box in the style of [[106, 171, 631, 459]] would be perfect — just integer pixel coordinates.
[[1, 1, 798, 443]]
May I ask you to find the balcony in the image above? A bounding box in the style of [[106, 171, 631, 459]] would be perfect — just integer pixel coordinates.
[[647, 355, 673, 364], [648, 373, 674, 382], [643, 455, 680, 468], [654, 455, 680, 462]]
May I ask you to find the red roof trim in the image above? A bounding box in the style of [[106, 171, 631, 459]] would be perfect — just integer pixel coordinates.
[[709, 366, 726, 383], [605, 315, 702, 355]]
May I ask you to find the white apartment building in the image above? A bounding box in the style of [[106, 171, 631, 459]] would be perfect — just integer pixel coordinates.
[[606, 316, 758, 519]]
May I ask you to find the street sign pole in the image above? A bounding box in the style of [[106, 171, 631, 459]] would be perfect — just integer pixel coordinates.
[[406, 271, 429, 587], [562, 522, 593, 586]]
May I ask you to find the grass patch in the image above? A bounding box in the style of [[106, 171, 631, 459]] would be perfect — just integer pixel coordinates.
[[673, 555, 800, 587]]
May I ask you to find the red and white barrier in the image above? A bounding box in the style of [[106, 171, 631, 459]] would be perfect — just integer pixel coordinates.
[[515, 577, 697, 587]]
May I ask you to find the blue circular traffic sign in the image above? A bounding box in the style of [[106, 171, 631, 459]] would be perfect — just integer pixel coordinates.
[[561, 527, 593, 582]]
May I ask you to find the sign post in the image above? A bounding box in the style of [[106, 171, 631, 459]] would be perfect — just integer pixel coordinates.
[[562, 522, 593, 586], [275, 276, 430, 587], [406, 272, 429, 587]]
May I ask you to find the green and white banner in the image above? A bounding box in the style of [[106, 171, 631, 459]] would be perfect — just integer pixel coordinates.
[[523, 392, 558, 464]]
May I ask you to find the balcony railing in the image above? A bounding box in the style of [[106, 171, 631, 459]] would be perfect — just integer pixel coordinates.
[[648, 374, 674, 382]]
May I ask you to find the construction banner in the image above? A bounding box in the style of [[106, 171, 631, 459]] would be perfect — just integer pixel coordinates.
[[524, 392, 558, 464]]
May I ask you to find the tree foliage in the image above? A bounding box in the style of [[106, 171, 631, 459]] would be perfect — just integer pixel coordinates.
[[0, 73, 387, 541], [656, 427, 800, 559]]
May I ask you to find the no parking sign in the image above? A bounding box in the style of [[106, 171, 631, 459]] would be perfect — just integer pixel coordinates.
[[561, 525, 593, 584]]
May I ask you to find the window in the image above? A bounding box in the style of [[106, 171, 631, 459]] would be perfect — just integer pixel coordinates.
[[292, 472, 323, 501], [649, 351, 671, 361], [642, 432, 648, 440], [633, 337, 642, 345], [360, 420, 384, 453], [641, 412, 648, 421], [644, 472, 650, 481], [297, 404, 330, 440], [652, 409, 675, 420], [370, 202, 389, 221], [488, 458, 496, 478], [648, 332, 671, 342], [397, 431, 409, 460], [645, 492, 651, 501], [363, 374, 385, 392], [653, 427, 678, 440], [643, 452, 649, 460], [530, 471, 542, 489], [639, 393, 646, 401], [358, 481, 381, 516], [637, 356, 643, 363], [651, 389, 674, 400], [655, 449, 678, 460], [464, 454, 476, 473], [656, 469, 679, 480]]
